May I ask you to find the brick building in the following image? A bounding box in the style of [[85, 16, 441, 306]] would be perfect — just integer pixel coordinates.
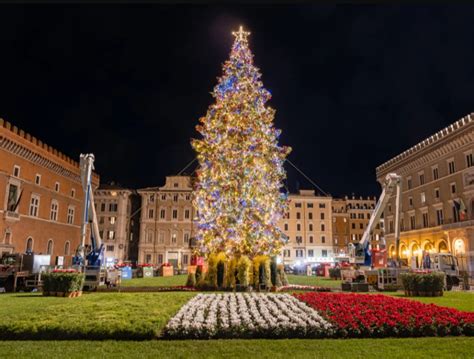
[[0, 118, 100, 265]]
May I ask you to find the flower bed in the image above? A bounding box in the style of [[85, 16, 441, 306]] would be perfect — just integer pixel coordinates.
[[164, 293, 333, 339], [295, 292, 474, 338], [276, 285, 331, 292]]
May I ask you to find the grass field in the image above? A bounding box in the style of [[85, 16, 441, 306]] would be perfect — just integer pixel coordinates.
[[389, 291, 474, 312], [0, 292, 194, 339], [0, 338, 473, 358], [120, 274, 343, 288]]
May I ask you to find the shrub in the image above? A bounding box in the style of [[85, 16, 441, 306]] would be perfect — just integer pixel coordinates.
[[42, 272, 84, 293], [237, 256, 251, 289], [277, 265, 289, 286], [329, 267, 341, 280], [225, 258, 237, 289], [186, 272, 196, 287], [195, 265, 203, 283], [252, 255, 271, 289], [270, 257, 278, 286], [206, 254, 218, 289], [400, 272, 445, 296], [217, 261, 225, 288]]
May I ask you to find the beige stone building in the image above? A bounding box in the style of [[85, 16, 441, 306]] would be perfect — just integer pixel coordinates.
[[279, 190, 334, 265], [94, 183, 141, 264], [332, 196, 380, 255], [137, 176, 195, 268], [0, 118, 100, 265], [376, 113, 474, 273]]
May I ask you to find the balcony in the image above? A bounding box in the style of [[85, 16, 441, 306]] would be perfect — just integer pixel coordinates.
[[442, 218, 474, 230], [4, 210, 20, 221]]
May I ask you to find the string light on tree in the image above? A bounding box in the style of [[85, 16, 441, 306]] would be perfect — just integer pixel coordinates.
[[191, 26, 291, 260]]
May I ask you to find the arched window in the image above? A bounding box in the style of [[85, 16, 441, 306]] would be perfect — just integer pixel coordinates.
[[47, 239, 53, 255], [453, 239, 465, 256], [26, 237, 33, 252], [388, 245, 395, 258], [438, 241, 448, 253], [400, 244, 408, 258], [423, 242, 433, 252], [64, 241, 70, 255]]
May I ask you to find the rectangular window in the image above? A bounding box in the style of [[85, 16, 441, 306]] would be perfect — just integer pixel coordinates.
[[183, 254, 189, 265], [184, 233, 189, 244], [309, 223, 313, 231], [108, 231, 115, 240], [410, 215, 416, 230], [420, 192, 426, 205], [173, 194, 178, 202], [296, 212, 301, 220], [55, 182, 60, 192], [321, 235, 325, 244], [157, 254, 163, 264], [296, 249, 303, 258], [322, 250, 328, 257], [13, 165, 20, 178], [432, 167, 439, 180], [389, 220, 394, 233], [109, 203, 118, 212], [50, 201, 58, 221], [35, 174, 41, 185], [106, 245, 114, 252], [148, 209, 154, 219], [436, 209, 444, 225], [284, 223, 288, 231], [149, 194, 155, 203], [309, 236, 313, 244], [409, 197, 413, 207], [296, 236, 302, 244], [296, 223, 301, 231], [466, 152, 474, 168], [435, 188, 440, 199], [407, 177, 412, 190], [160, 209, 166, 219], [71, 189, 75, 198], [100, 203, 106, 212], [184, 209, 190, 219], [185, 194, 191, 200], [308, 212, 313, 220], [320, 213, 325, 220], [308, 250, 314, 257], [319, 203, 326, 209], [419, 173, 425, 185], [172, 209, 178, 219], [451, 183, 456, 194], [110, 216, 116, 224], [171, 233, 177, 244], [29, 195, 40, 217], [161, 194, 166, 200], [145, 254, 152, 264], [295, 203, 302, 208], [422, 212, 428, 228], [351, 223, 355, 229], [448, 160, 455, 174], [453, 204, 460, 222], [159, 232, 164, 244], [307, 203, 313, 208], [99, 216, 105, 224], [321, 223, 325, 231], [67, 207, 75, 224]]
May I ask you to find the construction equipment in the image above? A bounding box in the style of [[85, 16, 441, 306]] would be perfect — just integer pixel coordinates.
[[0, 253, 50, 292], [348, 173, 402, 266], [72, 153, 105, 289]]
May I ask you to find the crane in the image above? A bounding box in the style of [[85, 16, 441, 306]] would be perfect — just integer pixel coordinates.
[[348, 173, 402, 266], [72, 154, 104, 267]]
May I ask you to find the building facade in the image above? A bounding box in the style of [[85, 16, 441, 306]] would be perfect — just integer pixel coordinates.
[[0, 118, 100, 265], [94, 183, 141, 264], [376, 113, 474, 273], [137, 176, 196, 268], [279, 190, 334, 265], [332, 196, 380, 255]]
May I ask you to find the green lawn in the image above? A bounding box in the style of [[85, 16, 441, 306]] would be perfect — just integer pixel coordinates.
[[287, 274, 342, 288], [119, 273, 342, 289], [120, 274, 187, 287], [0, 338, 472, 358], [388, 291, 474, 312], [0, 292, 194, 339]]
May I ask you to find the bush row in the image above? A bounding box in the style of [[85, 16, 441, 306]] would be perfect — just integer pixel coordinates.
[[42, 272, 85, 293], [187, 254, 289, 291], [400, 272, 445, 296]]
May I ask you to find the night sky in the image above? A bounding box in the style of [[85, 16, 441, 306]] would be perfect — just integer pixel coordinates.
[[1, 5, 474, 197]]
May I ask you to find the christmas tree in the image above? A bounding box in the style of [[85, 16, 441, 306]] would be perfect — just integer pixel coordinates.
[[191, 26, 291, 259]]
